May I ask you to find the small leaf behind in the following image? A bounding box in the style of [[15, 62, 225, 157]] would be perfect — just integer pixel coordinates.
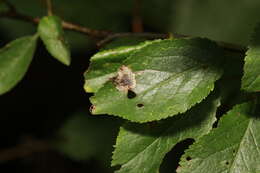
[[56, 111, 121, 166], [38, 16, 71, 66], [241, 26, 260, 92], [0, 35, 38, 95]]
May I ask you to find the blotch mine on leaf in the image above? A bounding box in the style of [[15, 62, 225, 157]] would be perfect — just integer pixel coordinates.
[[113, 65, 136, 92]]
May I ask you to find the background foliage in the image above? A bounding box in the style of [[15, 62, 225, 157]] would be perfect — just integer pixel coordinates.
[[0, 0, 259, 173]]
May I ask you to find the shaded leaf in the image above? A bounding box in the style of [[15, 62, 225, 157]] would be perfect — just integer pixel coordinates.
[[0, 35, 38, 95], [216, 51, 247, 107], [178, 102, 260, 173], [38, 15, 71, 66], [112, 93, 220, 173], [241, 26, 260, 92], [90, 38, 224, 122]]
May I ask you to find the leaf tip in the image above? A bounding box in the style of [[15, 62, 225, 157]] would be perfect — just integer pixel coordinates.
[[61, 57, 71, 66], [84, 84, 94, 93]]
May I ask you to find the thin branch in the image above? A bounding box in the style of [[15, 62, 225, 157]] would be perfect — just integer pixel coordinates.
[[0, 10, 110, 38], [0, 11, 40, 24], [217, 41, 247, 53], [132, 0, 143, 32], [0, 138, 51, 162], [61, 21, 111, 38], [0, 0, 246, 53], [45, 0, 53, 16], [0, 0, 110, 38]]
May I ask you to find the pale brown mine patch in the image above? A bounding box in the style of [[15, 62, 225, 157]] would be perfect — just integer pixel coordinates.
[[89, 105, 96, 113], [113, 65, 136, 92]]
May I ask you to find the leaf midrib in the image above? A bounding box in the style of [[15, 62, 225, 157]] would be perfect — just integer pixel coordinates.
[[190, 118, 253, 173], [135, 65, 203, 97], [228, 119, 252, 173]]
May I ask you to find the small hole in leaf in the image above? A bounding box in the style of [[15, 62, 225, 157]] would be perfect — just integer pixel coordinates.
[[186, 156, 192, 161], [89, 105, 96, 113], [159, 138, 194, 173], [127, 90, 136, 99], [225, 161, 229, 165], [137, 103, 144, 108]]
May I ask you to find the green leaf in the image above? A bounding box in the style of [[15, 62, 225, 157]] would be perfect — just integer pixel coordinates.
[[242, 27, 260, 92], [89, 38, 223, 122], [84, 40, 158, 93], [177, 102, 260, 173], [112, 93, 220, 173], [38, 16, 71, 66], [101, 37, 147, 51], [0, 35, 38, 95]]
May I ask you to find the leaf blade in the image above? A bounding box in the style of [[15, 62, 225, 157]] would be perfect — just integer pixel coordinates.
[[90, 38, 224, 122], [177, 102, 260, 173], [0, 35, 38, 95], [38, 15, 71, 66], [242, 26, 260, 92], [112, 93, 221, 173]]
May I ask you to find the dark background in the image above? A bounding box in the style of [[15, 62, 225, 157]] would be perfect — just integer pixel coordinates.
[[0, 0, 259, 172]]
